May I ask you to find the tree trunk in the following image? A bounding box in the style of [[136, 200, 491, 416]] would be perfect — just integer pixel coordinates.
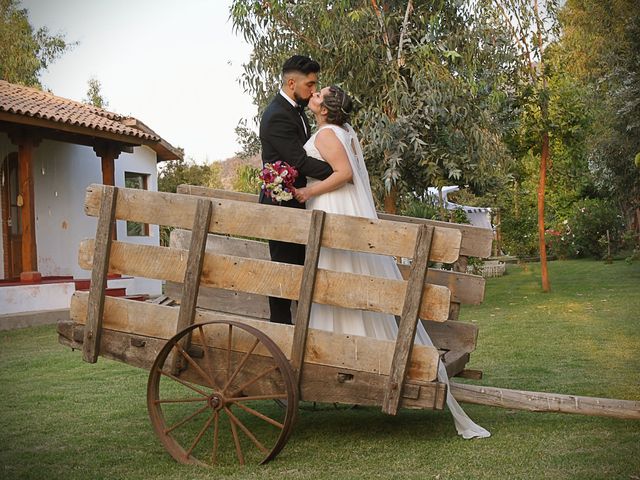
[[538, 132, 550, 292], [384, 184, 398, 214]]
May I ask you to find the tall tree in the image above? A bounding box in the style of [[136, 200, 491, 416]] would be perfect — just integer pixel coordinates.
[[493, 0, 559, 292], [0, 0, 72, 87], [559, 0, 640, 239], [231, 0, 516, 212]]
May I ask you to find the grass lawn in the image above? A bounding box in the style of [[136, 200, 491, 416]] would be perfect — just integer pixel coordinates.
[[1, 259, 638, 479]]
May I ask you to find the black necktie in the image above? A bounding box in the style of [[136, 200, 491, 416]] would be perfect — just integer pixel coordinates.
[[295, 104, 305, 114]]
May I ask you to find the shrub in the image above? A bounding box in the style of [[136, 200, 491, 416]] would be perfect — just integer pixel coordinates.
[[569, 198, 625, 258]]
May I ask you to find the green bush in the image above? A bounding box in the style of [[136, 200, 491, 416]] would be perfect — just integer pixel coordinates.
[[569, 198, 625, 258], [501, 212, 539, 258]]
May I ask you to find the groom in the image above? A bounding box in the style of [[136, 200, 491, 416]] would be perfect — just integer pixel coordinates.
[[259, 55, 333, 325]]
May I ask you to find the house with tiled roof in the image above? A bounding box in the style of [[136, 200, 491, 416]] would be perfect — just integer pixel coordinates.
[[0, 79, 182, 325]]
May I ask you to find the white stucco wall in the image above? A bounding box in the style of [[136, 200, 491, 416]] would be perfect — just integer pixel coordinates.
[[0, 136, 162, 295]]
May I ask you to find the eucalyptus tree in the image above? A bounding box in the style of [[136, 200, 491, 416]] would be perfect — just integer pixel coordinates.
[[231, 0, 516, 213], [0, 0, 72, 87], [491, 0, 560, 292]]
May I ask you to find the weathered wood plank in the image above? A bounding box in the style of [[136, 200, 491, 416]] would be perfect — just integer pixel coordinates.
[[378, 213, 493, 259], [291, 210, 325, 383], [172, 199, 212, 373], [84, 184, 462, 263], [420, 319, 478, 353], [58, 321, 447, 410], [443, 350, 471, 378], [79, 239, 452, 322], [176, 184, 489, 259], [69, 292, 440, 382], [449, 383, 640, 420], [170, 230, 485, 306], [383, 225, 434, 415], [82, 185, 117, 363]]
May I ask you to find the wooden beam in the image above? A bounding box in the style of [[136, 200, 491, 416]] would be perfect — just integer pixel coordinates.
[[170, 230, 485, 306], [17, 138, 37, 272], [449, 383, 640, 420], [78, 239, 452, 322], [69, 292, 440, 382], [176, 184, 491, 259], [82, 186, 117, 363], [291, 210, 325, 384], [382, 225, 434, 415], [172, 199, 213, 373], [84, 184, 462, 263]]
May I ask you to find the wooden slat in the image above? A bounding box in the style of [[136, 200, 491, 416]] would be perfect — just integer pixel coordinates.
[[443, 350, 471, 377], [58, 321, 447, 410], [82, 185, 117, 363], [291, 210, 325, 383], [171, 199, 212, 373], [176, 184, 490, 259], [78, 240, 452, 322], [382, 225, 435, 415], [449, 383, 640, 420], [69, 292, 440, 381], [170, 230, 485, 306], [84, 184, 462, 263], [420, 319, 478, 353]]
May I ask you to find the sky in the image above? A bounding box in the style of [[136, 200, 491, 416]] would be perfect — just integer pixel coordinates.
[[21, 0, 257, 163]]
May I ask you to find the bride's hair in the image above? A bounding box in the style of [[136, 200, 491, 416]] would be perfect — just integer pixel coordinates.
[[322, 86, 353, 125]]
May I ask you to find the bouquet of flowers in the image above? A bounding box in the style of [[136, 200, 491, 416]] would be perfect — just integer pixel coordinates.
[[259, 161, 299, 203]]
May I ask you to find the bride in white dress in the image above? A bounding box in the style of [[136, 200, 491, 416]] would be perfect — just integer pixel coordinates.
[[293, 85, 490, 440]]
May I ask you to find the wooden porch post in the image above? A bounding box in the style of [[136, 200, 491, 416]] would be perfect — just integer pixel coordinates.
[[8, 130, 41, 277], [93, 142, 122, 240]]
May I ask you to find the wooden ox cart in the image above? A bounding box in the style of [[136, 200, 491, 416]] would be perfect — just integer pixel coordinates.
[[58, 183, 637, 468]]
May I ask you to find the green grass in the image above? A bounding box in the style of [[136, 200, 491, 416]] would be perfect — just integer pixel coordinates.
[[1, 259, 639, 479]]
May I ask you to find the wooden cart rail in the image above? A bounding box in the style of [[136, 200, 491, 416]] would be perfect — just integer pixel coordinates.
[[84, 184, 463, 262]]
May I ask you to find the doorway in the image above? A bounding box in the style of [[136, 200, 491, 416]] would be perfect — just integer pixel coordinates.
[[1, 152, 21, 279]]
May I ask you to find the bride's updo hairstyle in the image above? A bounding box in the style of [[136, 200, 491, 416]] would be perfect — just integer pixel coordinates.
[[322, 86, 353, 126]]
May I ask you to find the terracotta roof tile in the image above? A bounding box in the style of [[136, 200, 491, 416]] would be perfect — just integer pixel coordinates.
[[0, 80, 159, 142]]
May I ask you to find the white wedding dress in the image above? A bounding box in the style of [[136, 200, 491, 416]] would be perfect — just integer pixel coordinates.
[[303, 124, 490, 439]]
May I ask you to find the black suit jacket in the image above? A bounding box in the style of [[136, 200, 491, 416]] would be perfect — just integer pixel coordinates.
[[259, 93, 333, 208]]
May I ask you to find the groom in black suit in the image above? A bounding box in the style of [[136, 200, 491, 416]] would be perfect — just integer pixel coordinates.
[[259, 55, 333, 324]]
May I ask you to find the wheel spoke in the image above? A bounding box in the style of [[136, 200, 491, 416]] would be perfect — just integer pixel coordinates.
[[225, 406, 268, 454], [226, 324, 233, 384], [227, 393, 288, 402], [212, 411, 219, 465], [164, 404, 210, 435], [174, 343, 215, 388], [229, 365, 279, 398], [197, 325, 216, 387], [155, 397, 208, 404], [185, 413, 215, 458], [222, 338, 260, 393], [227, 408, 245, 465], [158, 368, 210, 396], [231, 401, 284, 429]]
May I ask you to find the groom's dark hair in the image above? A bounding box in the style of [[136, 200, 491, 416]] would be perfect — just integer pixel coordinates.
[[282, 55, 320, 76]]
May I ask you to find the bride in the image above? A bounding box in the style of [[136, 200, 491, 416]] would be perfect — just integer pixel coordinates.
[[293, 85, 490, 440]]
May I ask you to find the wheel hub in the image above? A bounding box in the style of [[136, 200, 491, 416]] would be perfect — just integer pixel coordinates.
[[208, 393, 225, 411]]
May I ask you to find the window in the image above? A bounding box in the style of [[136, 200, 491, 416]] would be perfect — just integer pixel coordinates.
[[124, 172, 149, 236]]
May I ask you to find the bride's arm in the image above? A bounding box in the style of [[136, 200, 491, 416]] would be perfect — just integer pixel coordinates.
[[294, 128, 353, 203]]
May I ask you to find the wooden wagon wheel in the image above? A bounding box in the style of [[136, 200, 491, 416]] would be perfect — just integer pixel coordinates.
[[147, 320, 298, 466]]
